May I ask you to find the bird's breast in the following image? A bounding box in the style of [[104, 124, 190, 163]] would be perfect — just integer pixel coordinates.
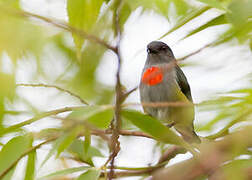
[[141, 66, 164, 86]]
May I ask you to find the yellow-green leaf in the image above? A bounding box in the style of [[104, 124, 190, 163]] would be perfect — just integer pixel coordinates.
[[67, 0, 105, 58], [0, 135, 33, 177], [77, 169, 101, 180], [122, 110, 183, 145]]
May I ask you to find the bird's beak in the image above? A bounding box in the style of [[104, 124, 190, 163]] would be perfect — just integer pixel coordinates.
[[147, 48, 158, 54]]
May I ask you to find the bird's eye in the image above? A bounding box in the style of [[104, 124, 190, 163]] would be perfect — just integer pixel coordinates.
[[159, 46, 166, 51]]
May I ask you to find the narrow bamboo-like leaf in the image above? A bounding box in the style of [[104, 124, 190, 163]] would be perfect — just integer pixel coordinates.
[[67, 0, 105, 59], [56, 126, 82, 157], [159, 6, 210, 39], [184, 14, 227, 39], [68, 106, 113, 129], [84, 130, 91, 157], [0, 135, 32, 177], [40, 135, 65, 168], [38, 166, 90, 180], [77, 169, 101, 180], [24, 137, 36, 180], [197, 0, 226, 10], [122, 110, 183, 145], [68, 139, 104, 166]]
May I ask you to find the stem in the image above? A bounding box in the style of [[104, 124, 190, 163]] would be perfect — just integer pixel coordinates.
[[108, 1, 123, 179], [16, 83, 89, 105]]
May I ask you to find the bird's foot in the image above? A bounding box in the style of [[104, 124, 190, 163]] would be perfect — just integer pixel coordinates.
[[167, 122, 175, 128]]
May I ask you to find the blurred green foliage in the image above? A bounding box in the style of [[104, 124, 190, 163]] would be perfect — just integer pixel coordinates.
[[0, 0, 251, 179]]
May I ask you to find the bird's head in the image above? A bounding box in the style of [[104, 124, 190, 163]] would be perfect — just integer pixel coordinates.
[[146, 41, 175, 64]]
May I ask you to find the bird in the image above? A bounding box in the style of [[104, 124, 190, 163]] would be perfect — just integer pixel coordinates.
[[139, 41, 200, 143]]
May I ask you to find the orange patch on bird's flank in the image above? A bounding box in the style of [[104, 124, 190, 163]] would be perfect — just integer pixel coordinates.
[[142, 67, 163, 86]]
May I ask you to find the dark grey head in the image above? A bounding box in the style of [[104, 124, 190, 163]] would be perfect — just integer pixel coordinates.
[[146, 41, 175, 65]]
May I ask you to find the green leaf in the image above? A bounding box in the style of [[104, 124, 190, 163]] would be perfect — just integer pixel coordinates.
[[68, 106, 113, 129], [56, 126, 82, 157], [0, 0, 20, 9], [197, 0, 226, 10], [77, 169, 101, 180], [24, 137, 36, 180], [24, 150, 36, 180], [40, 135, 65, 168], [119, 2, 131, 31], [68, 139, 104, 166], [0, 72, 15, 128], [38, 166, 90, 180], [220, 159, 252, 180], [0, 8, 46, 60], [159, 6, 210, 39], [67, 0, 105, 59], [121, 110, 183, 145], [127, 0, 189, 17], [0, 72, 15, 100], [184, 14, 227, 39], [0, 135, 32, 177], [40, 127, 81, 168]]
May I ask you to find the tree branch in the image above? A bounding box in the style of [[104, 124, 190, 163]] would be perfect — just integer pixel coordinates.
[[17, 83, 89, 105], [151, 127, 252, 180], [108, 1, 123, 179], [100, 145, 186, 178], [177, 42, 212, 61], [0, 6, 117, 53]]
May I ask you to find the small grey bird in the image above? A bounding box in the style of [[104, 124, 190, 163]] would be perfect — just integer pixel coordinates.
[[139, 41, 200, 143]]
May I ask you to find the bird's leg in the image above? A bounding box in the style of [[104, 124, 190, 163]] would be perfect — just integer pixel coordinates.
[[167, 122, 175, 128]]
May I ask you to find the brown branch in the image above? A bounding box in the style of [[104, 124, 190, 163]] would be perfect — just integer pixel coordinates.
[[121, 87, 138, 102], [0, 136, 58, 179], [158, 146, 187, 164], [17, 83, 89, 105], [0, 6, 117, 53], [103, 129, 152, 139], [123, 101, 194, 108], [100, 145, 186, 178], [177, 42, 212, 61], [151, 127, 252, 180], [108, 1, 123, 179]]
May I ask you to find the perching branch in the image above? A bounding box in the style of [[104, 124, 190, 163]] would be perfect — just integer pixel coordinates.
[[152, 127, 252, 180], [17, 83, 89, 105]]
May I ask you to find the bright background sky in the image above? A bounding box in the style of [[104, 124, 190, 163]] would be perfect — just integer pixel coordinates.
[[7, 0, 252, 179]]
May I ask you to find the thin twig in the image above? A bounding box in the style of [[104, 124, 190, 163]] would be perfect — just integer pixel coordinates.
[[17, 83, 89, 105], [123, 101, 194, 108], [177, 42, 212, 61], [0, 136, 58, 178], [104, 129, 152, 139], [0, 106, 84, 136], [100, 146, 186, 178], [121, 87, 138, 102], [0, 6, 117, 53]]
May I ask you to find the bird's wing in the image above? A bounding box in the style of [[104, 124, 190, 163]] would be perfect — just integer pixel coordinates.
[[175, 65, 193, 102]]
